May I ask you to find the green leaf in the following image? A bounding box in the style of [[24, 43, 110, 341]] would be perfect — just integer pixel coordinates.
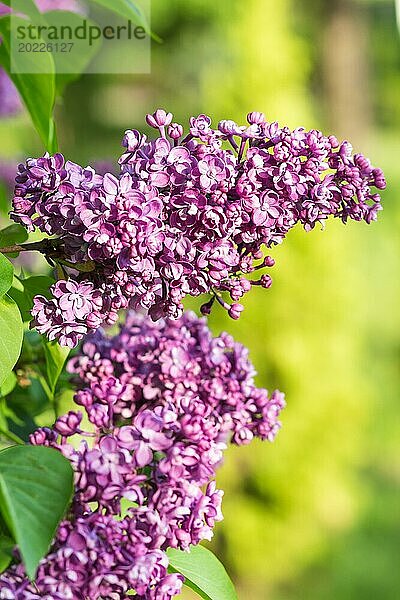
[[0, 224, 29, 250], [0, 0, 41, 19], [0, 253, 13, 298], [0, 16, 57, 152], [18, 275, 54, 299], [43, 340, 70, 396], [0, 295, 23, 388], [90, 0, 154, 36], [40, 11, 102, 97], [167, 545, 238, 600], [0, 445, 74, 580], [0, 372, 17, 398], [0, 535, 14, 573], [5, 377, 50, 441], [0, 182, 9, 216], [8, 275, 54, 322]]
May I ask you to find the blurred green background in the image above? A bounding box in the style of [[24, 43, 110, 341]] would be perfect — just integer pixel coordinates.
[[0, 0, 399, 598]]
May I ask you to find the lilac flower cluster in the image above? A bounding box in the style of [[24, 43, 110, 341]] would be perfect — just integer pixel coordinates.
[[0, 311, 285, 598], [11, 110, 385, 347], [32, 279, 106, 348]]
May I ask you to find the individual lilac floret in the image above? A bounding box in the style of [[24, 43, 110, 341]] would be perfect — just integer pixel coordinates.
[[11, 110, 385, 346], [1, 311, 282, 598]]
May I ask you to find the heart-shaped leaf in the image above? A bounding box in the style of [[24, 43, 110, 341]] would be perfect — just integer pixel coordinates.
[[0, 445, 74, 580], [167, 545, 238, 600]]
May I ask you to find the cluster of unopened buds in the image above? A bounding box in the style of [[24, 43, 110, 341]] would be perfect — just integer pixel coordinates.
[[9, 109, 385, 347], [0, 311, 285, 598]]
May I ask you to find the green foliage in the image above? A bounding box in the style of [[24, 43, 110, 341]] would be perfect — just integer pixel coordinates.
[[9, 275, 55, 322], [0, 225, 28, 250], [0, 327, 71, 441], [0, 0, 396, 596], [0, 372, 17, 398], [41, 11, 102, 96], [42, 340, 70, 397], [0, 254, 13, 298], [0, 295, 23, 387], [167, 546, 238, 600], [0, 1, 152, 152], [4, 377, 50, 441], [0, 16, 57, 152], [0, 445, 74, 579], [0, 535, 14, 573], [0, 0, 41, 19], [91, 0, 150, 31]]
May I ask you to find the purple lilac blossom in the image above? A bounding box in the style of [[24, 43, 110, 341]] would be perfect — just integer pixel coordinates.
[[32, 279, 108, 348], [0, 158, 112, 194], [0, 311, 285, 598], [11, 110, 386, 347]]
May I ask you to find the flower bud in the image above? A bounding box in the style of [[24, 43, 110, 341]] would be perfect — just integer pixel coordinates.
[[218, 119, 243, 136], [168, 122, 184, 140], [200, 301, 212, 315], [29, 427, 58, 446], [86, 312, 103, 329], [238, 278, 251, 293], [260, 274, 273, 289], [228, 303, 244, 320], [263, 256, 275, 267], [373, 168, 386, 189], [124, 282, 137, 296], [247, 111, 265, 124], [328, 135, 339, 148], [146, 109, 173, 129], [54, 411, 82, 437]]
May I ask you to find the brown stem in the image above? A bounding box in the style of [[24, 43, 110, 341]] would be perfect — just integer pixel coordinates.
[[0, 238, 96, 274], [0, 244, 24, 254], [0, 239, 57, 255]]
